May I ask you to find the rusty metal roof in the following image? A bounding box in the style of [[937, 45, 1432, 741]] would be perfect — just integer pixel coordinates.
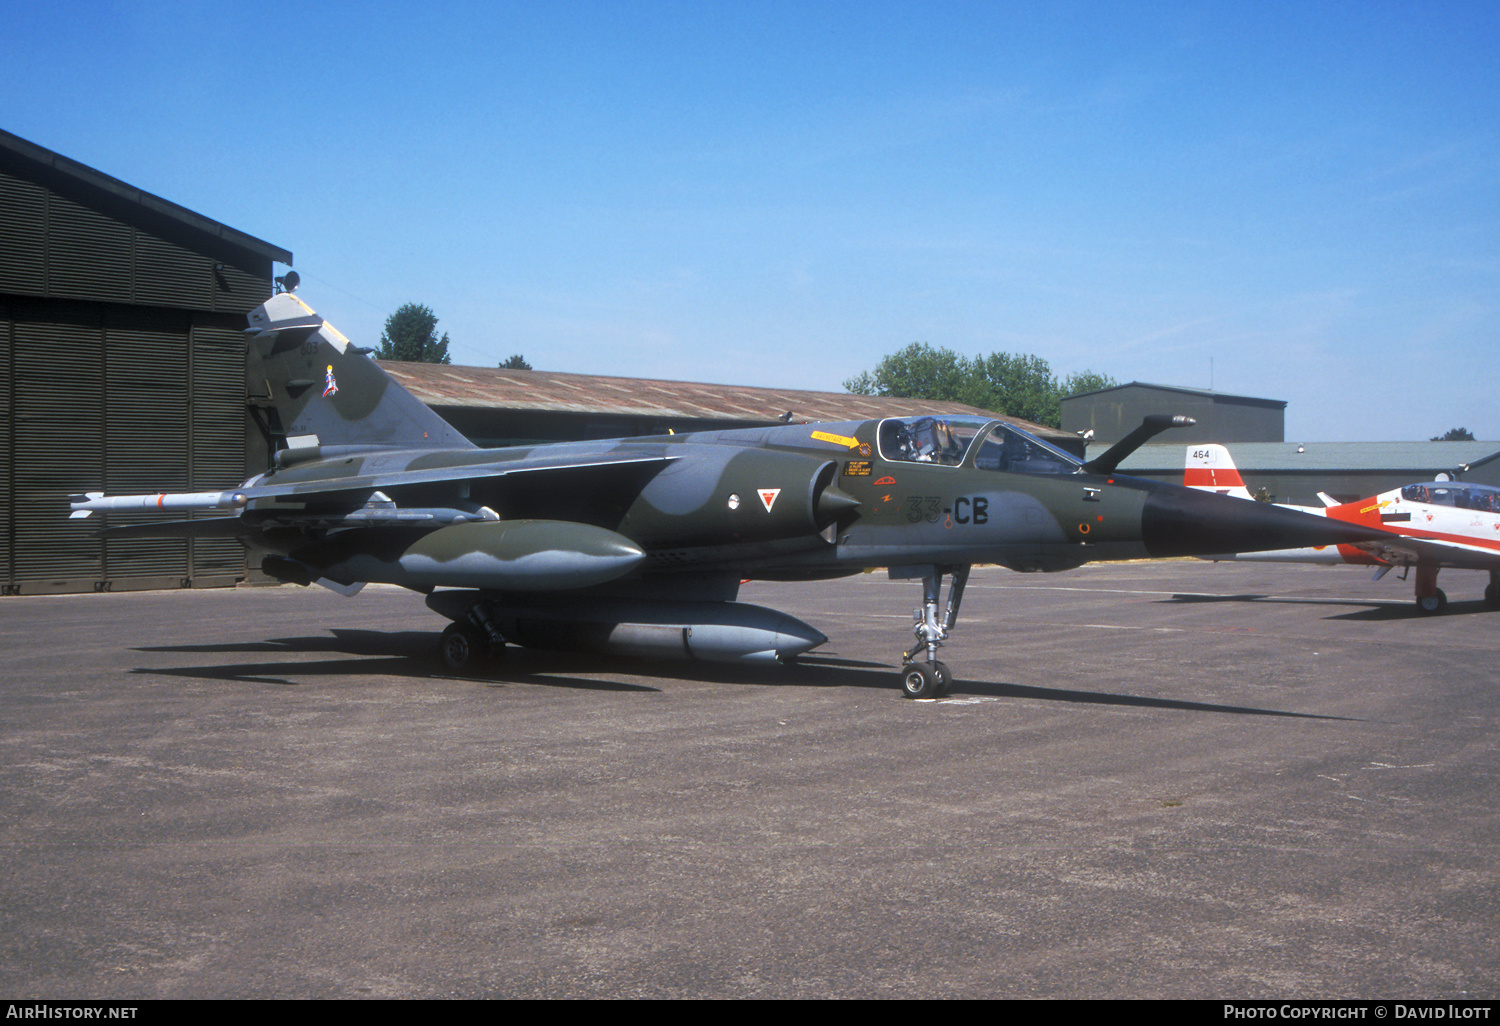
[[380, 360, 1071, 439]]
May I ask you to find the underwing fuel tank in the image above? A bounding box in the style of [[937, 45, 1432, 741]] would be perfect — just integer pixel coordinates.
[[313, 520, 647, 590], [425, 592, 828, 664]]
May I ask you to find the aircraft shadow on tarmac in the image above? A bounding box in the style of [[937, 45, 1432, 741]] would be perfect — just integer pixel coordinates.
[[133, 629, 657, 691], [134, 630, 1347, 720], [1164, 591, 1494, 621], [136, 630, 441, 657]]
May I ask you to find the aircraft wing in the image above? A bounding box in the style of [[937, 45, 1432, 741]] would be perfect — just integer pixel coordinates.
[[238, 451, 677, 505], [1349, 532, 1500, 572], [72, 450, 679, 531]]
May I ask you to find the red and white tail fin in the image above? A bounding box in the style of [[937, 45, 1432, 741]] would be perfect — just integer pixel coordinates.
[[1183, 444, 1255, 500]]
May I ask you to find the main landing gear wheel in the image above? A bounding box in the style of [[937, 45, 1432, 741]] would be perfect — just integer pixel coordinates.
[[440, 621, 494, 673], [1415, 589, 1448, 615], [1486, 582, 1500, 609]]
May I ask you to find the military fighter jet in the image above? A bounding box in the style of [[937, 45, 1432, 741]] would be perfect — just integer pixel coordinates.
[[1184, 443, 1500, 614], [70, 289, 1389, 698]]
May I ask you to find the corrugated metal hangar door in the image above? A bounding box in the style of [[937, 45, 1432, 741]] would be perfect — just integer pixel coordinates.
[[0, 300, 250, 592], [0, 135, 289, 595]]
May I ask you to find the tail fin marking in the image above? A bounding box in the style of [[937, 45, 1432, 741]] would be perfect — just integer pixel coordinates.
[[1183, 444, 1254, 500], [246, 292, 474, 455]]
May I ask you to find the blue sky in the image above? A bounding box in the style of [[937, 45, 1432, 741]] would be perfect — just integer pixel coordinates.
[[4, 1, 1499, 441]]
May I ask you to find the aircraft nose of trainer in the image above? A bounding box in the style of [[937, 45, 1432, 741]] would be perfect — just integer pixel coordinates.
[[1140, 485, 1387, 558]]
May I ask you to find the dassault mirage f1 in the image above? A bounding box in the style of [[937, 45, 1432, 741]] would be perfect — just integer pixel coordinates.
[[70, 288, 1390, 698]]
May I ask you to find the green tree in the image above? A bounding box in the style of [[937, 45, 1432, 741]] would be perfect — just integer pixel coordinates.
[[1061, 370, 1118, 398], [845, 344, 1116, 428], [979, 352, 1062, 426], [376, 303, 451, 364], [843, 343, 987, 405], [500, 354, 532, 370], [1431, 427, 1475, 441]]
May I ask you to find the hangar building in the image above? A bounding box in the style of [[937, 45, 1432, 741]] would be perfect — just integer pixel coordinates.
[[1116, 441, 1500, 507], [1, 128, 290, 594], [1063, 382, 1286, 445], [1063, 383, 1500, 504]]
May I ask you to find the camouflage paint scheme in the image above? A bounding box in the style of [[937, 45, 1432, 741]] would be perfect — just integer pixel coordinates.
[[72, 292, 1391, 697]]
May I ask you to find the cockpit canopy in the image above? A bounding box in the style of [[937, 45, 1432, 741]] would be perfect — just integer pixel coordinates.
[[877, 416, 1080, 475], [1400, 482, 1500, 512], [878, 416, 977, 465]]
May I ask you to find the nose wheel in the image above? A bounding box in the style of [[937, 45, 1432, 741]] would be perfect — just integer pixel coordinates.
[[896, 565, 969, 698], [1413, 563, 1446, 615], [900, 659, 952, 699], [1414, 589, 1448, 615]]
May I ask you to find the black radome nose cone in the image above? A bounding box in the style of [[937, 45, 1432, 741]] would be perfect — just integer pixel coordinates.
[[1141, 486, 1384, 558]]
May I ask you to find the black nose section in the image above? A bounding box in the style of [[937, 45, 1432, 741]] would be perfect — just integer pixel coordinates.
[[1141, 486, 1385, 558]]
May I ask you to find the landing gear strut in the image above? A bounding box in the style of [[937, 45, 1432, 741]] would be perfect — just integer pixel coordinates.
[[897, 564, 970, 699], [1413, 563, 1447, 615], [438, 603, 507, 673]]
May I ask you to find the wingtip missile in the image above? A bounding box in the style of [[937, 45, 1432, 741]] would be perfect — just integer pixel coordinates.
[[69, 491, 248, 518]]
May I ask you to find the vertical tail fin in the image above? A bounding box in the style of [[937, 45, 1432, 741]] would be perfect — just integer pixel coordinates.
[[1183, 444, 1254, 500], [245, 292, 475, 455]]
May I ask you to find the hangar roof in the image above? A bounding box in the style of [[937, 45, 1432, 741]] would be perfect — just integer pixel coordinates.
[[1118, 441, 1500, 474], [0, 128, 292, 267], [1065, 381, 1287, 408], [380, 361, 1070, 440]]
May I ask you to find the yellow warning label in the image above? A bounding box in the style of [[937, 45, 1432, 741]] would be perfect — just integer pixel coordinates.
[[811, 431, 860, 449]]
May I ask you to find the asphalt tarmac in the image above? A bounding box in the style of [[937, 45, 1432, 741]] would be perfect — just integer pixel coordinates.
[[2, 560, 1497, 999]]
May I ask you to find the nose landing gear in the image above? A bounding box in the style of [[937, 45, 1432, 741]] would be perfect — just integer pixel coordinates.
[[1413, 562, 1447, 615], [897, 564, 970, 699]]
